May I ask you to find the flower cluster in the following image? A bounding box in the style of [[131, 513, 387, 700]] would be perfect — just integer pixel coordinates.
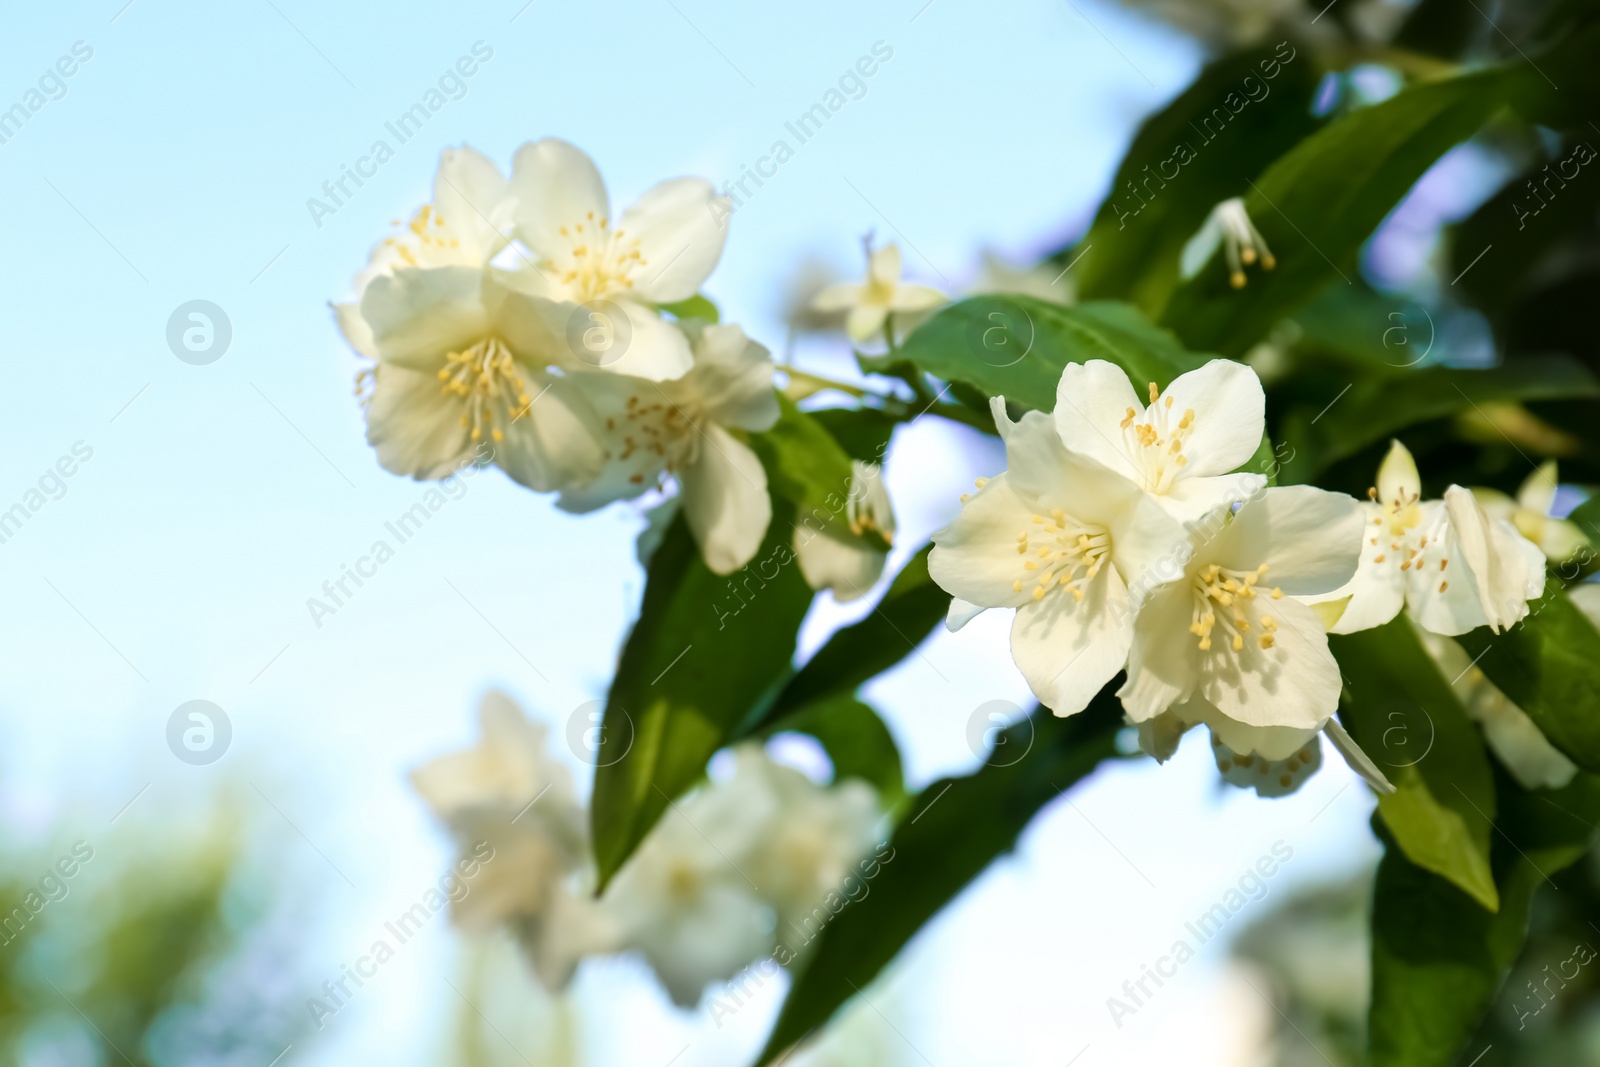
[[930, 359, 1551, 797], [333, 141, 781, 575], [412, 692, 882, 1006]]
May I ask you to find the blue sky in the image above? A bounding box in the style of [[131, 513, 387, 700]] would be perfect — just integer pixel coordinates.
[[0, 2, 1382, 1064]]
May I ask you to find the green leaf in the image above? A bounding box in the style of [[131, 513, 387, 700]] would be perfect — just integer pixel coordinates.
[[1332, 618, 1499, 910], [894, 296, 1207, 413], [749, 395, 886, 549], [1566, 495, 1600, 549], [1456, 589, 1600, 774], [1368, 772, 1600, 1067], [756, 694, 906, 809], [653, 293, 719, 323], [1161, 67, 1518, 356], [805, 406, 899, 465], [755, 694, 1124, 1066], [742, 545, 947, 736], [1071, 44, 1325, 316], [589, 508, 814, 888]]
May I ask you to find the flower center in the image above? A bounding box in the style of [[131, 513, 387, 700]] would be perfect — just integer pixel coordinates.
[[437, 337, 533, 443], [384, 204, 461, 268], [1366, 487, 1452, 596], [1009, 504, 1111, 603], [548, 212, 648, 302], [602, 393, 698, 487], [1120, 382, 1196, 493], [1189, 562, 1283, 653]]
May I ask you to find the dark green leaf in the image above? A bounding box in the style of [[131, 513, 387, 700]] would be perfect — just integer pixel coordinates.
[[1162, 67, 1518, 356], [806, 406, 899, 465], [743, 545, 947, 736], [756, 694, 1124, 1065], [894, 296, 1207, 413], [1072, 45, 1324, 316], [590, 508, 814, 888], [1333, 618, 1499, 910], [757, 694, 906, 809], [1456, 590, 1600, 774], [1368, 772, 1600, 1067]]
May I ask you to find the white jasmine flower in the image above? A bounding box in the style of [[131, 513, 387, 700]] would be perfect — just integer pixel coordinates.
[[1317, 440, 1547, 636], [411, 691, 615, 991], [930, 397, 1188, 716], [1419, 629, 1578, 791], [1120, 485, 1365, 736], [810, 243, 945, 342], [558, 322, 779, 574], [356, 265, 606, 490], [333, 145, 515, 359], [507, 138, 731, 381], [1472, 460, 1589, 563], [1053, 358, 1268, 523], [1181, 197, 1277, 288], [737, 751, 880, 938], [796, 460, 896, 602]]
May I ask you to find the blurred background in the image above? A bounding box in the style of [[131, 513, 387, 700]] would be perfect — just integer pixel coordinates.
[[1, 0, 1583, 1064]]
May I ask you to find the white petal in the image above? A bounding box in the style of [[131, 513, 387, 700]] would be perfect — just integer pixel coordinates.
[[362, 266, 491, 371], [1161, 471, 1267, 524], [1517, 460, 1559, 516], [846, 303, 888, 342], [869, 244, 902, 287], [946, 598, 987, 631], [810, 282, 863, 312], [493, 372, 606, 492], [333, 301, 377, 360], [1541, 517, 1590, 562], [683, 324, 779, 432], [928, 474, 1034, 609], [433, 145, 513, 263], [888, 283, 944, 312], [1053, 360, 1142, 482], [1179, 211, 1225, 280], [680, 425, 771, 575], [1200, 597, 1340, 731], [1210, 485, 1364, 596], [1118, 580, 1199, 721], [794, 529, 887, 602], [1377, 439, 1420, 505], [553, 372, 665, 511], [537, 298, 695, 380], [363, 364, 474, 479], [1320, 502, 1407, 634], [509, 138, 610, 262], [1160, 358, 1265, 478], [619, 177, 730, 303], [1174, 696, 1320, 762], [1010, 568, 1132, 717]]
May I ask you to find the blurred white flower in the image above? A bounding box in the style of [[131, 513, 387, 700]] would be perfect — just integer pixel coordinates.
[[931, 397, 1188, 716], [411, 691, 616, 991], [602, 744, 879, 1007], [1472, 460, 1589, 563], [507, 137, 730, 381], [811, 243, 944, 343], [558, 322, 779, 575], [1181, 198, 1276, 289], [1120, 486, 1365, 739], [1054, 358, 1268, 523], [796, 460, 896, 602], [1314, 440, 1547, 636], [1419, 629, 1577, 790]]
